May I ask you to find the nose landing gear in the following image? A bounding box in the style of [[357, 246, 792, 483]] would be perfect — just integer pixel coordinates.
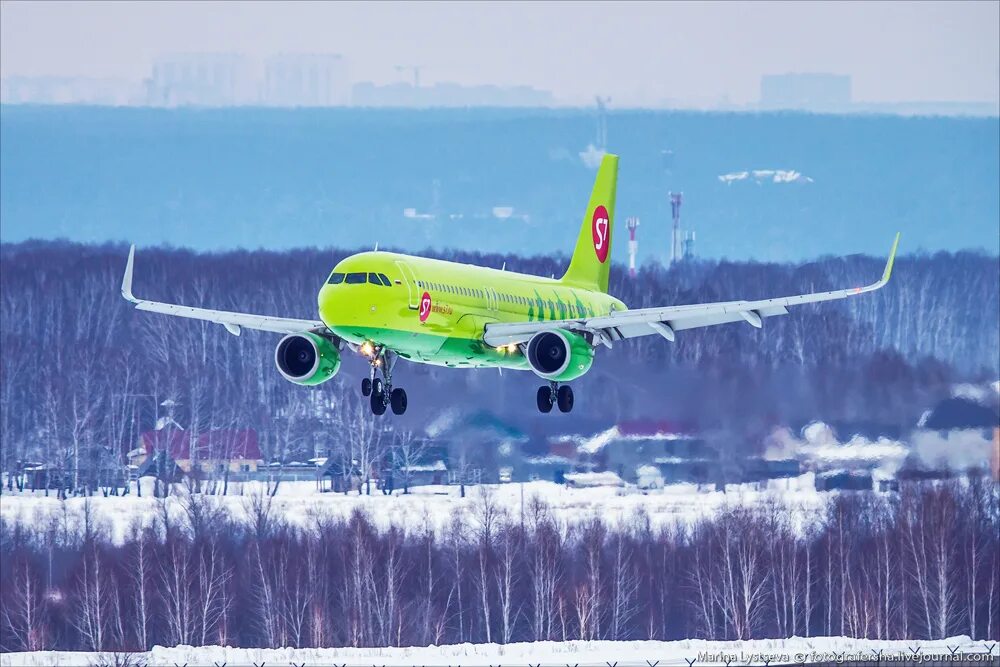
[[537, 381, 574, 413], [363, 346, 407, 416]]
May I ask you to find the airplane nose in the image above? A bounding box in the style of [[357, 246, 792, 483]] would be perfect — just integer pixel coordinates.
[[318, 284, 342, 325], [318, 282, 376, 329]]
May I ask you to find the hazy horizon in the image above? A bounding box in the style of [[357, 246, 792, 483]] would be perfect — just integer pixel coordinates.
[[2, 1, 998, 108]]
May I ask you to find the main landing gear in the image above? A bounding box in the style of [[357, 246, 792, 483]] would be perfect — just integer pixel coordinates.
[[361, 347, 407, 416], [537, 381, 574, 413]]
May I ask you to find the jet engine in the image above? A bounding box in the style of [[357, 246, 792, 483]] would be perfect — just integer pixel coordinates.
[[274, 332, 341, 386], [525, 329, 594, 382]]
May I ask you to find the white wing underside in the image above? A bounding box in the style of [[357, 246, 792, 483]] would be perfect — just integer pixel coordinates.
[[121, 245, 325, 336], [484, 234, 901, 347]]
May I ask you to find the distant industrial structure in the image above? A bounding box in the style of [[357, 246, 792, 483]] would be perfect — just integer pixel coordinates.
[[669, 192, 695, 265], [759, 72, 852, 112], [578, 95, 611, 168], [594, 95, 610, 149], [625, 217, 640, 277]]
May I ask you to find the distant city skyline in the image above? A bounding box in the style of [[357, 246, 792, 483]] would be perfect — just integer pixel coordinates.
[[1, 1, 997, 109]]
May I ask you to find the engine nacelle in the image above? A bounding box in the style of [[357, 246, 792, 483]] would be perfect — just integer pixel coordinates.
[[525, 329, 594, 382], [274, 332, 341, 386]]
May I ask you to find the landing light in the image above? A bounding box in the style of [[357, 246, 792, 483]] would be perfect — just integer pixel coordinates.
[[506, 343, 518, 354], [360, 341, 374, 357]]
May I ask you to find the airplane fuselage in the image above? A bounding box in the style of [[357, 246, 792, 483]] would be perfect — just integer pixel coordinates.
[[319, 251, 626, 370]]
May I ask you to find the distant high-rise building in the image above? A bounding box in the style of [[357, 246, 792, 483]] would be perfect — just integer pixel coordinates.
[[264, 54, 349, 107], [148, 54, 255, 106], [760, 73, 852, 111]]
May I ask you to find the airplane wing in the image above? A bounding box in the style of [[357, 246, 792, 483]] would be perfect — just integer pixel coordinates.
[[120, 245, 326, 336], [484, 233, 900, 348]]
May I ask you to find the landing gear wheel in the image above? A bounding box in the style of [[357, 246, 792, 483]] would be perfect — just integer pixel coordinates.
[[370, 389, 387, 415], [557, 385, 574, 413], [372, 377, 384, 397], [361, 377, 372, 396], [390, 388, 408, 415], [536, 385, 553, 413]]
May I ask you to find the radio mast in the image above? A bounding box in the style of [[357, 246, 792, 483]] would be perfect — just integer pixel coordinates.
[[626, 217, 640, 278]]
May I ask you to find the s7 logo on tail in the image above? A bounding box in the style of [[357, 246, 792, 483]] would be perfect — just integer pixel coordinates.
[[592, 205, 610, 263]]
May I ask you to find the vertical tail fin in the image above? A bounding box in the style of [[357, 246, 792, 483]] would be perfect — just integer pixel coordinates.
[[560, 153, 618, 292]]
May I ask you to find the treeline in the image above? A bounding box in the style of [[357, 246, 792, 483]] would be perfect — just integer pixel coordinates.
[[0, 241, 997, 477], [1, 480, 997, 651]]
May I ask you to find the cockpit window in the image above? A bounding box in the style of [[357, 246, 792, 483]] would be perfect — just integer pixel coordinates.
[[345, 272, 366, 284], [327, 272, 345, 284], [378, 273, 392, 286], [368, 273, 382, 285]]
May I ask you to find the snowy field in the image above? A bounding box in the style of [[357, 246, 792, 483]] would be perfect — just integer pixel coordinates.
[[2, 636, 995, 666], [0, 477, 828, 541]]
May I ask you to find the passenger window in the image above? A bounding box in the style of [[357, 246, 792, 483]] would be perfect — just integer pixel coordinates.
[[328, 272, 345, 284], [345, 272, 366, 284], [378, 273, 391, 286]]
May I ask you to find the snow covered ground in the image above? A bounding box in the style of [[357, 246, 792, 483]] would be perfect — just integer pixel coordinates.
[[0, 477, 827, 542], [2, 636, 995, 666]]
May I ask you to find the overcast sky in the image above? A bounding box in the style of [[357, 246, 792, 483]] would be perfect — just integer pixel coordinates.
[[2, 1, 997, 106]]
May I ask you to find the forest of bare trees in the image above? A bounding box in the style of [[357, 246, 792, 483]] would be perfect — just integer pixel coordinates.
[[1, 241, 997, 492], [1, 479, 997, 651]]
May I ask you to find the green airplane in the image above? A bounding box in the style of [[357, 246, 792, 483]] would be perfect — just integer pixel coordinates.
[[121, 154, 899, 416]]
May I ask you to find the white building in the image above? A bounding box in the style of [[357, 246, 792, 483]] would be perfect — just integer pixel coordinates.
[[1, 76, 140, 105], [264, 54, 349, 107], [147, 53, 256, 107]]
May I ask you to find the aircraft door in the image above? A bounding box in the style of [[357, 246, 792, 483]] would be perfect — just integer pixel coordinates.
[[394, 261, 420, 309]]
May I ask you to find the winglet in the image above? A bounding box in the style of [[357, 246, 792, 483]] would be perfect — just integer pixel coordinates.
[[880, 232, 901, 286], [121, 244, 138, 303]]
